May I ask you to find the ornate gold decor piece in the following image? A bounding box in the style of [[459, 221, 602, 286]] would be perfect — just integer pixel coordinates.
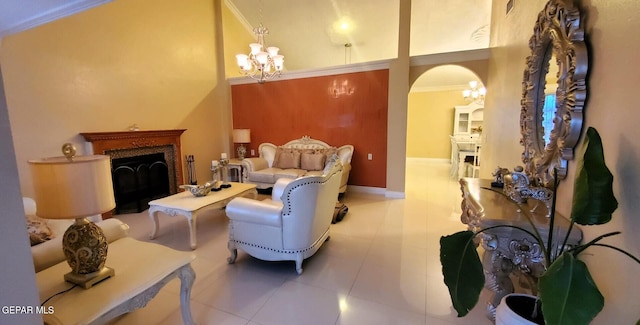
[[300, 135, 312, 143], [131, 138, 158, 147], [504, 167, 554, 217], [520, 0, 587, 187]]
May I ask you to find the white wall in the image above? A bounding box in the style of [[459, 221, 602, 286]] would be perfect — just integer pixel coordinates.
[[0, 65, 41, 324]]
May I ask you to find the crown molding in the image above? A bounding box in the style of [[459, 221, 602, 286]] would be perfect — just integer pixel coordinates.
[[0, 0, 113, 38], [223, 0, 256, 39], [410, 48, 490, 67], [228, 59, 391, 85]]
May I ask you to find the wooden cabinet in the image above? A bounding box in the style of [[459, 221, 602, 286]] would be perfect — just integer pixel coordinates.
[[453, 102, 484, 135]]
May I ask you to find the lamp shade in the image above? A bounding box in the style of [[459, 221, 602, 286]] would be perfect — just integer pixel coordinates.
[[29, 155, 115, 219], [232, 129, 251, 144]]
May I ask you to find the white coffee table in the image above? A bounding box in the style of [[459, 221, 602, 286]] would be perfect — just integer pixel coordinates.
[[37, 237, 195, 325], [148, 182, 257, 249]]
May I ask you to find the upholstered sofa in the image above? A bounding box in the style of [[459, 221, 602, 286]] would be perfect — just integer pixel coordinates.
[[241, 136, 353, 194], [226, 159, 343, 274]]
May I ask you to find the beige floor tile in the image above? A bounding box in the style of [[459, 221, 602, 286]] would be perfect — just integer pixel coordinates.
[[112, 160, 491, 325]]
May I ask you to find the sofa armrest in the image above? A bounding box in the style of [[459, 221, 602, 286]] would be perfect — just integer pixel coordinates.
[[99, 218, 130, 243], [242, 157, 269, 172], [32, 218, 130, 273], [337, 145, 354, 164], [226, 197, 283, 227]]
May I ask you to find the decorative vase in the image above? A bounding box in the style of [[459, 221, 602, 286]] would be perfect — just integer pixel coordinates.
[[495, 293, 545, 325]]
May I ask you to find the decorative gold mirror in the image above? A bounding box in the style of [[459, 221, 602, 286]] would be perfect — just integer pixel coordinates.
[[520, 0, 588, 187]]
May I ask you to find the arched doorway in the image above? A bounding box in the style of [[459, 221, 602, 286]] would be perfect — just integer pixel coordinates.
[[406, 65, 485, 181]]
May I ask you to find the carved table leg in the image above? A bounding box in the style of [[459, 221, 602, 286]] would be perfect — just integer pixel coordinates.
[[186, 213, 197, 250], [482, 242, 514, 321], [148, 208, 160, 240], [179, 264, 196, 325]]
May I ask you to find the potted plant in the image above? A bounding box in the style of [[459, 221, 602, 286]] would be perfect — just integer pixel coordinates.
[[440, 127, 640, 324]]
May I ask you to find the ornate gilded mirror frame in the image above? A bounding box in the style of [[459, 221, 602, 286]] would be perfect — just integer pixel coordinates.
[[520, 0, 588, 187]]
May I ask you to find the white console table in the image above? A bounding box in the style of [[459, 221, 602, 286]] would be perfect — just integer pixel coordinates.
[[37, 237, 195, 325]]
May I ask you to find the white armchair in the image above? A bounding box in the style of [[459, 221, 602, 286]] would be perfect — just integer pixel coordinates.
[[225, 159, 343, 274]]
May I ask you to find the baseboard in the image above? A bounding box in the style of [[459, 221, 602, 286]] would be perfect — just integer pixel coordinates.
[[347, 185, 386, 195], [384, 191, 406, 199], [346, 186, 406, 199]]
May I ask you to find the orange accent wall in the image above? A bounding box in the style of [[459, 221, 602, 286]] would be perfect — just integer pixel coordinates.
[[231, 70, 389, 188]]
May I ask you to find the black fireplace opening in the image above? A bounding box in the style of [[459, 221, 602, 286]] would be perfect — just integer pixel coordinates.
[[112, 153, 170, 214]]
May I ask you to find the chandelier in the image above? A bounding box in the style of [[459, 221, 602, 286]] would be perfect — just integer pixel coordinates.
[[235, 23, 284, 84], [462, 81, 486, 104]]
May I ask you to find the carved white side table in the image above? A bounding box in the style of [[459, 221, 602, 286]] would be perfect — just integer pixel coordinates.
[[227, 158, 244, 183], [37, 237, 195, 325]]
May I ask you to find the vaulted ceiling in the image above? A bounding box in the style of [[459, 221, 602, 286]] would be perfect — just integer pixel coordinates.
[[227, 0, 491, 70], [226, 0, 491, 90], [0, 0, 491, 91]]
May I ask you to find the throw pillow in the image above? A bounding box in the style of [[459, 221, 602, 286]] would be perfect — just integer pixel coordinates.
[[317, 147, 338, 165], [301, 151, 326, 171], [323, 153, 340, 175], [273, 148, 301, 169], [26, 215, 53, 246]]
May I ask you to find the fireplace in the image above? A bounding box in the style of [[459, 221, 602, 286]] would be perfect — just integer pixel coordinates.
[[111, 152, 170, 214], [81, 129, 186, 216]]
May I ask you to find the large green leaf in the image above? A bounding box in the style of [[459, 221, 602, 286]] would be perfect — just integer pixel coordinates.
[[539, 252, 604, 325], [571, 127, 618, 225], [440, 231, 484, 317]]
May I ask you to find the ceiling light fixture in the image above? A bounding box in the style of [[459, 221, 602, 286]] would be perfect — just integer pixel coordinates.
[[235, 3, 283, 84], [462, 81, 486, 105]]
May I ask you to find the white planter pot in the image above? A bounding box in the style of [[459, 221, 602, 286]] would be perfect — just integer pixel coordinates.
[[495, 293, 545, 325]]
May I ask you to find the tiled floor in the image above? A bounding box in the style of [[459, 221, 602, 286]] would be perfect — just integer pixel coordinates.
[[109, 160, 490, 325]]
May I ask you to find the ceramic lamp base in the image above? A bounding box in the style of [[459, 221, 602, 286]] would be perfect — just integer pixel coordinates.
[[62, 218, 114, 289], [237, 144, 247, 159]]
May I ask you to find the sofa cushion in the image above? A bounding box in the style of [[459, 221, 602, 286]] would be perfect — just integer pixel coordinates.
[[304, 170, 323, 177], [311, 147, 338, 165], [274, 169, 307, 181], [301, 151, 326, 171], [248, 167, 281, 184], [323, 153, 340, 175], [273, 148, 301, 169], [26, 215, 53, 246]]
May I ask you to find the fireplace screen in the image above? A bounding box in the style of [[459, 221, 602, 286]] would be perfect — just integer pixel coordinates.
[[111, 153, 170, 214]]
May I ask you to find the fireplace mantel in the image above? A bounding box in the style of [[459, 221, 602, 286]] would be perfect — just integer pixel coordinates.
[[80, 129, 187, 193]]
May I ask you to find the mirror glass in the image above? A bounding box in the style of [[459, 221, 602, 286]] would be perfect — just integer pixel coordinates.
[[520, 0, 588, 187], [541, 50, 558, 147]]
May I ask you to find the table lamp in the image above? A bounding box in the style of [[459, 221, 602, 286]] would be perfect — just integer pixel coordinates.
[[29, 143, 116, 289], [232, 129, 251, 159]]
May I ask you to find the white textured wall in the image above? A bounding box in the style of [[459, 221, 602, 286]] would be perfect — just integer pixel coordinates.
[[0, 65, 41, 325]]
